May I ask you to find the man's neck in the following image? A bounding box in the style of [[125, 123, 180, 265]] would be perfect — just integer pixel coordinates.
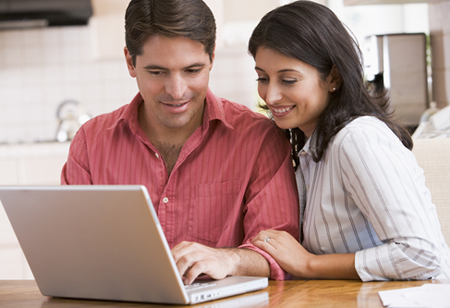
[[138, 102, 204, 175]]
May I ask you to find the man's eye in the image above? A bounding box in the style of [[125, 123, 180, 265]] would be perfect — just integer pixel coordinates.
[[149, 71, 164, 76], [187, 69, 201, 74]]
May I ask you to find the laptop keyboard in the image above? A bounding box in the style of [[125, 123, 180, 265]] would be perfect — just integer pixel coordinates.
[[184, 282, 217, 292]]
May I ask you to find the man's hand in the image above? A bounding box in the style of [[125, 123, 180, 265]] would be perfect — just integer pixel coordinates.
[[171, 241, 270, 285], [171, 242, 235, 285]]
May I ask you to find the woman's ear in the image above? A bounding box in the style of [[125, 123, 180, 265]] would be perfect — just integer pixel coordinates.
[[327, 65, 342, 92]]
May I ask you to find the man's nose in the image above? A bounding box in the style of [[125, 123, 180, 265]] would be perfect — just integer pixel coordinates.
[[165, 74, 187, 101]]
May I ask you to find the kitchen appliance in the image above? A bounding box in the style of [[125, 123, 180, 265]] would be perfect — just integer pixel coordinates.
[[364, 33, 428, 130], [0, 0, 92, 30], [56, 100, 90, 143]]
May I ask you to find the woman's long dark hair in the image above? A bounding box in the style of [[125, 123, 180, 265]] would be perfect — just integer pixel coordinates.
[[248, 0, 412, 167]]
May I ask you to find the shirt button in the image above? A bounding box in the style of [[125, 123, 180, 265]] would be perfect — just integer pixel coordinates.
[[162, 197, 169, 203], [155, 153, 160, 158]]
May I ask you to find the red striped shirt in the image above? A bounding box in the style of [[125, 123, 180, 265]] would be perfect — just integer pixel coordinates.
[[61, 88, 299, 280]]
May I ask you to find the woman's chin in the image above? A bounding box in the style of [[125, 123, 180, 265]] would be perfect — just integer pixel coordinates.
[[273, 119, 297, 131]]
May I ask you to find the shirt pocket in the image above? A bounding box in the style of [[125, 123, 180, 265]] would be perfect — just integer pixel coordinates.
[[189, 180, 241, 245]]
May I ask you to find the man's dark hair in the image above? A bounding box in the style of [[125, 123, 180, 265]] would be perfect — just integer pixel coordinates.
[[125, 0, 216, 66]]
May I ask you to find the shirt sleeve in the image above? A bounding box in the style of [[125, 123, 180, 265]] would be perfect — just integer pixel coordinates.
[[339, 127, 442, 281], [61, 127, 93, 185], [238, 126, 300, 280]]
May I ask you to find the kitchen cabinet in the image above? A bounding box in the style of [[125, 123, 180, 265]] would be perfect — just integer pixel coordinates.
[[344, 0, 450, 107], [0, 142, 69, 279]]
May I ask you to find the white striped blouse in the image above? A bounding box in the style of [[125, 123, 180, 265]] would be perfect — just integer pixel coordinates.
[[297, 116, 450, 281]]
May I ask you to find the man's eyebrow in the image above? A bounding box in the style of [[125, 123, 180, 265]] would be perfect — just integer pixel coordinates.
[[143, 63, 206, 70], [185, 62, 206, 69], [143, 65, 167, 70]]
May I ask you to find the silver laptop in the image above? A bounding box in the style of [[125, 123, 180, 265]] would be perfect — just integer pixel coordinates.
[[0, 185, 268, 305]]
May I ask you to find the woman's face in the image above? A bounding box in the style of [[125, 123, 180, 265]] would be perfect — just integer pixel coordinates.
[[254, 47, 335, 138]]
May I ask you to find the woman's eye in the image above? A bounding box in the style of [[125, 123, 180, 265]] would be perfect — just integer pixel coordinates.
[[282, 79, 297, 85], [256, 77, 269, 83]]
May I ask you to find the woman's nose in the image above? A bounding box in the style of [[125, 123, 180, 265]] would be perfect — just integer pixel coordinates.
[[264, 83, 283, 105]]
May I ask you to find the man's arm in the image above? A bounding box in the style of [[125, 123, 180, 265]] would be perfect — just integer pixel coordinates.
[[172, 125, 299, 283], [171, 242, 270, 285], [61, 127, 92, 185], [237, 126, 299, 279]]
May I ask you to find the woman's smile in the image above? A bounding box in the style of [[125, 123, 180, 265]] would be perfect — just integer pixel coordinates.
[[270, 105, 296, 117]]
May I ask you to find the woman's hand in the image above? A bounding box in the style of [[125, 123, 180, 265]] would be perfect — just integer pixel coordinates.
[[252, 229, 313, 278], [252, 229, 359, 280]]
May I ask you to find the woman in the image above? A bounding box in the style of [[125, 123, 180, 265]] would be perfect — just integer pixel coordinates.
[[249, 0, 450, 281]]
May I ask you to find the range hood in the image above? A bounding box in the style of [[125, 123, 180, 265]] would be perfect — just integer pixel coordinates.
[[0, 0, 93, 30]]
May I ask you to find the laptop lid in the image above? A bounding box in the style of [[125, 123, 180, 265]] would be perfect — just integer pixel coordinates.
[[0, 185, 267, 305]]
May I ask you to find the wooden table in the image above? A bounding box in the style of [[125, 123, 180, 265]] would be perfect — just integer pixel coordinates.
[[1, 279, 448, 308]]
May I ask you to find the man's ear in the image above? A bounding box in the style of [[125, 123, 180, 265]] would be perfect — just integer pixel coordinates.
[[209, 45, 216, 71], [327, 65, 342, 92], [124, 47, 136, 78]]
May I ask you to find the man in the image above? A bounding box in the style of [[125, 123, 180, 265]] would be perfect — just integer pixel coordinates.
[[61, 0, 299, 285]]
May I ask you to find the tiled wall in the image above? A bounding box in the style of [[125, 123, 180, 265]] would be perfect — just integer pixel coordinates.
[[429, 0, 450, 108], [0, 26, 258, 144], [0, 26, 136, 144]]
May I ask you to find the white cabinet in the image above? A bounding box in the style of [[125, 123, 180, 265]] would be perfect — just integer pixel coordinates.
[[0, 142, 70, 279]]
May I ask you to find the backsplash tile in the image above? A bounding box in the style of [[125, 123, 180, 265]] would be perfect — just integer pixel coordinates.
[[0, 25, 258, 144]]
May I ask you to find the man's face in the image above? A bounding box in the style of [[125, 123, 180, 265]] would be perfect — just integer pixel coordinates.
[[125, 35, 214, 134]]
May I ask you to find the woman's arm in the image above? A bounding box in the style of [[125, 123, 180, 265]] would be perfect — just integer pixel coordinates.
[[338, 121, 442, 280], [252, 120, 444, 281], [252, 230, 359, 279]]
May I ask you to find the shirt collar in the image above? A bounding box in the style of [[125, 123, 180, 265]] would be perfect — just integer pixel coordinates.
[[299, 137, 312, 156], [106, 92, 142, 133], [203, 88, 234, 130], [299, 133, 318, 157]]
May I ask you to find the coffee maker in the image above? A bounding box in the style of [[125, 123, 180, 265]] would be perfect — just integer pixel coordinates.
[[364, 33, 428, 131]]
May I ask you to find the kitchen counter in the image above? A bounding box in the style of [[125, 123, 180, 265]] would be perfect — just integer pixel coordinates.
[[0, 142, 70, 186], [0, 141, 70, 158]]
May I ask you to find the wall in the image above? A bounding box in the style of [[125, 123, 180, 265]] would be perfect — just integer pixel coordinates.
[[0, 0, 443, 143], [0, 0, 284, 145], [0, 26, 137, 144], [0, 26, 260, 145]]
